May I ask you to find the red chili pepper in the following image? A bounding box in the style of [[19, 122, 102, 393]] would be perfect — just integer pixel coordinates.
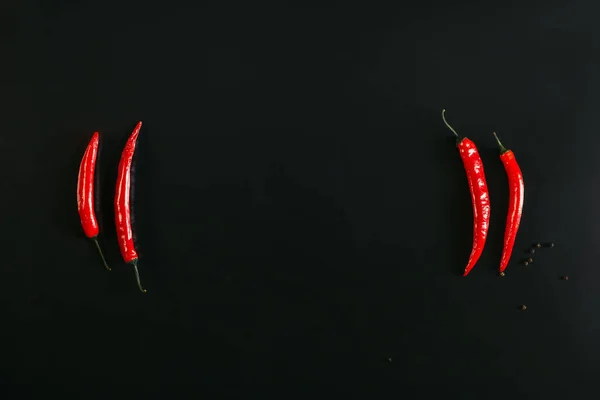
[[493, 132, 524, 275], [77, 132, 111, 271], [442, 110, 491, 276], [115, 121, 147, 293]]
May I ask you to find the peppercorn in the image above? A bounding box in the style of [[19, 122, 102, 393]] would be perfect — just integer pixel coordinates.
[[521, 305, 527, 311]]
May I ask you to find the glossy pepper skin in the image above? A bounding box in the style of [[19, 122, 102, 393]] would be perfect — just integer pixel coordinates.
[[493, 132, 524, 274], [78, 132, 101, 238], [77, 132, 111, 271], [442, 110, 491, 276], [115, 121, 146, 293]]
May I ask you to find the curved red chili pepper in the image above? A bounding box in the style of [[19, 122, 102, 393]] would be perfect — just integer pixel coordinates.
[[493, 132, 524, 276], [115, 121, 147, 293], [77, 132, 111, 271], [442, 110, 491, 276]]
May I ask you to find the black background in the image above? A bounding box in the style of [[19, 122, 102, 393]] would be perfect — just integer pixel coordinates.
[[2, 0, 600, 396]]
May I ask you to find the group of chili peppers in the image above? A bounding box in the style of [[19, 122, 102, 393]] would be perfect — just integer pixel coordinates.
[[76, 122, 147, 293], [442, 109, 525, 277], [74, 112, 541, 292]]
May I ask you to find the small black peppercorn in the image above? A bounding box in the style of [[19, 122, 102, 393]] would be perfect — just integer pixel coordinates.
[[561, 276, 569, 281], [543, 242, 555, 248], [527, 257, 533, 263], [499, 271, 505, 277], [534, 243, 542, 248], [521, 305, 527, 311]]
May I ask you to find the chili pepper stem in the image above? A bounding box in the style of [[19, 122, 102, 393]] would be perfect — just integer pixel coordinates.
[[492, 132, 508, 154], [92, 237, 111, 271], [131, 258, 147, 293], [441, 109, 460, 138]]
